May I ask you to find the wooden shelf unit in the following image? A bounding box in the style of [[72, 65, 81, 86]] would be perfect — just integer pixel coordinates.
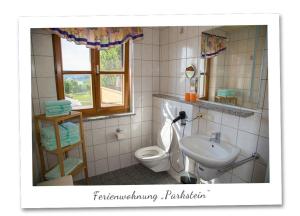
[[34, 111, 88, 183]]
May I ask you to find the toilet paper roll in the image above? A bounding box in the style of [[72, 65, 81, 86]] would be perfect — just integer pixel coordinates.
[[115, 132, 126, 140]]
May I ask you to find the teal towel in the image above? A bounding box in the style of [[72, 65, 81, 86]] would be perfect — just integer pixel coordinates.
[[41, 122, 79, 138], [45, 157, 83, 180], [41, 122, 80, 150], [45, 111, 71, 117], [44, 100, 72, 117], [44, 100, 71, 107], [46, 106, 71, 113], [42, 135, 80, 151]]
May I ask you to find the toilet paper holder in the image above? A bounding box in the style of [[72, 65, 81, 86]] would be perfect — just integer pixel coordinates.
[[116, 128, 123, 133], [115, 128, 126, 140]]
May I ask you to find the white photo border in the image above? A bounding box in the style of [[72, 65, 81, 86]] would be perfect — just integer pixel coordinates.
[[19, 14, 281, 208]]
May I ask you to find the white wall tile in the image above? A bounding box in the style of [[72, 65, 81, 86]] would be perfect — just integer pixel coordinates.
[[153, 46, 160, 61], [159, 28, 169, 45], [84, 130, 93, 146], [221, 125, 238, 145], [141, 61, 153, 77], [131, 122, 142, 137], [87, 162, 95, 177], [141, 92, 153, 107], [92, 129, 106, 145], [142, 121, 152, 136], [134, 92, 142, 108], [133, 43, 142, 59], [141, 77, 152, 92], [142, 44, 153, 60], [31, 78, 39, 99], [259, 118, 269, 138], [32, 34, 53, 56], [119, 116, 131, 125], [233, 155, 254, 182], [107, 141, 120, 157], [108, 156, 121, 171], [206, 110, 222, 124], [142, 107, 152, 121], [131, 108, 142, 123], [186, 37, 198, 58], [86, 146, 94, 162], [95, 159, 108, 175], [94, 144, 107, 160], [91, 120, 105, 129], [120, 153, 132, 168], [142, 28, 153, 44], [36, 77, 56, 98], [206, 120, 221, 134], [120, 139, 131, 154], [236, 131, 258, 156], [133, 75, 142, 92], [257, 136, 269, 165], [131, 136, 142, 152], [239, 113, 261, 135], [34, 56, 55, 77], [105, 118, 118, 127], [153, 77, 160, 93], [153, 29, 159, 45], [133, 59, 142, 77], [221, 113, 239, 129]]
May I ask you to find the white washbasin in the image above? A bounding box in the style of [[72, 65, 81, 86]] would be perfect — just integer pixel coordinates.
[[179, 134, 240, 168]]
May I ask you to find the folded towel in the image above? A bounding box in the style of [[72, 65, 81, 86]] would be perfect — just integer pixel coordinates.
[[45, 105, 71, 112], [41, 123, 79, 138], [44, 100, 71, 107], [42, 135, 80, 151], [45, 157, 83, 180], [45, 111, 71, 117], [40, 122, 80, 150]]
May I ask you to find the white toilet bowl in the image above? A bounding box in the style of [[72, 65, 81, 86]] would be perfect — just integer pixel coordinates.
[[135, 121, 174, 172], [135, 146, 170, 172]]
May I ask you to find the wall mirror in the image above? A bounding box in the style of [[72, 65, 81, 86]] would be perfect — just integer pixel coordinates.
[[197, 25, 268, 110], [185, 65, 196, 79]]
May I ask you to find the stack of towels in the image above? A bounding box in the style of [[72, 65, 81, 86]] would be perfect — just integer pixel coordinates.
[[44, 100, 72, 117], [41, 122, 80, 151]]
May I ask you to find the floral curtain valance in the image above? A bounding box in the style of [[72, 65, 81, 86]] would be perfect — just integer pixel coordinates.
[[200, 32, 227, 58], [50, 27, 143, 49]]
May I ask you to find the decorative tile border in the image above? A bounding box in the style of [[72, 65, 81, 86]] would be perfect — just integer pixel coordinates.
[[153, 94, 256, 117]]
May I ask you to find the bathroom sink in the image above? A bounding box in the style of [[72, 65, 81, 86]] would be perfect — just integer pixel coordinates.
[[179, 134, 240, 168]]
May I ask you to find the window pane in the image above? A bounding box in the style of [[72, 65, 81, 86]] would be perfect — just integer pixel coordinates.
[[100, 45, 124, 71], [100, 74, 124, 107], [61, 39, 91, 71], [63, 74, 93, 109]]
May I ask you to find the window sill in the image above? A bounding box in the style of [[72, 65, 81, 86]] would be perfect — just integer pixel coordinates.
[[83, 112, 136, 122]]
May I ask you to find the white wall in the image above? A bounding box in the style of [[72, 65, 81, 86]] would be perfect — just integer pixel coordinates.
[[31, 27, 160, 183], [31, 26, 268, 184], [156, 26, 268, 183]]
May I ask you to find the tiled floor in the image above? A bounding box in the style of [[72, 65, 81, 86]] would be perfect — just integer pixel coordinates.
[[76, 164, 179, 185]]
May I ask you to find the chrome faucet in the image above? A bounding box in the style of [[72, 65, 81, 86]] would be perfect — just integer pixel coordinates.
[[209, 132, 221, 144]]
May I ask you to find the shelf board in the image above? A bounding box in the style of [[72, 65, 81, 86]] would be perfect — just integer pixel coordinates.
[[35, 111, 81, 123], [43, 140, 83, 154], [45, 157, 83, 180]]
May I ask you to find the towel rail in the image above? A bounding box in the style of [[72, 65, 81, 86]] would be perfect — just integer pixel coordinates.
[[217, 153, 260, 175]]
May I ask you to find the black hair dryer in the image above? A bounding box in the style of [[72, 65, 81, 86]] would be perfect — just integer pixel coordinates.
[[172, 111, 187, 125]]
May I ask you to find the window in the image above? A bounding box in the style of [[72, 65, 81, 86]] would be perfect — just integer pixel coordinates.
[[53, 35, 130, 116]]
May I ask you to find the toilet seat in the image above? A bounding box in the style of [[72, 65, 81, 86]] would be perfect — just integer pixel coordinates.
[[135, 146, 168, 161]]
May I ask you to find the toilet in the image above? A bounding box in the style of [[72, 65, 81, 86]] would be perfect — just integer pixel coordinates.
[[135, 120, 174, 172]]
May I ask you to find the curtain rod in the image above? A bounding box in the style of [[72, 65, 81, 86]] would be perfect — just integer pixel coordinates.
[[202, 32, 227, 39]]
